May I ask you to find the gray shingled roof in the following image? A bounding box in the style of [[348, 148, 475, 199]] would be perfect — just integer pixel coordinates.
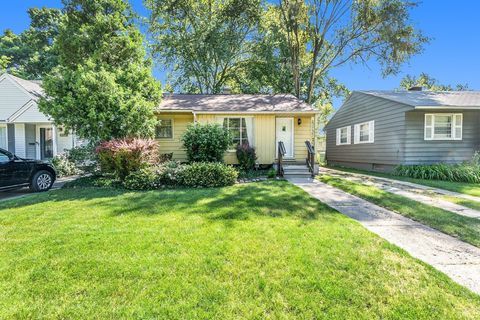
[[7, 74, 44, 100], [359, 90, 480, 108], [157, 94, 318, 113]]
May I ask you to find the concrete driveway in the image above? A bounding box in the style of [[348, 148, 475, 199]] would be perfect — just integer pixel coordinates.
[[0, 176, 79, 202]]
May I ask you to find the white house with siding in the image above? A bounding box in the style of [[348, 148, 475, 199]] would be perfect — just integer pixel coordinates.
[[0, 73, 79, 160]]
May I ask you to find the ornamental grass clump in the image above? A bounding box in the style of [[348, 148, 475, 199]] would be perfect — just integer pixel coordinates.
[[96, 138, 159, 180], [394, 163, 480, 183]]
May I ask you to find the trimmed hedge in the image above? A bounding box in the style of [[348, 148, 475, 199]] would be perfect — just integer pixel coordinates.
[[179, 162, 238, 187], [394, 163, 480, 183], [123, 161, 238, 190]]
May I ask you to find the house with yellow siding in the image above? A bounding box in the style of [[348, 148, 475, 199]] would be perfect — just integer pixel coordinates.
[[155, 94, 320, 167]]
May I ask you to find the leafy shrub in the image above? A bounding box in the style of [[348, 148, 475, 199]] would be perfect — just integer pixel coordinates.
[[236, 143, 257, 171], [96, 138, 159, 180], [394, 163, 480, 183], [67, 144, 98, 173], [182, 123, 230, 163], [179, 162, 238, 187], [124, 167, 162, 190], [158, 161, 184, 186], [52, 153, 80, 177], [267, 168, 276, 179]]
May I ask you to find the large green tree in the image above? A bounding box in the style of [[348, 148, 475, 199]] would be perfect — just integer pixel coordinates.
[[0, 8, 61, 79], [399, 73, 469, 91], [245, 0, 428, 104], [39, 0, 161, 141], [145, 0, 262, 94]]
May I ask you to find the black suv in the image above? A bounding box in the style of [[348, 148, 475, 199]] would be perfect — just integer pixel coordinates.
[[0, 148, 56, 192]]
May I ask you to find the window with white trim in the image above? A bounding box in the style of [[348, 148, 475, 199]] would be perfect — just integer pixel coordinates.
[[155, 119, 173, 138], [0, 125, 7, 150], [354, 121, 374, 144], [336, 126, 351, 145], [424, 114, 462, 140], [220, 117, 254, 148]]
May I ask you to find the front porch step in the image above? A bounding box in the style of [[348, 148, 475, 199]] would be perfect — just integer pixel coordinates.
[[283, 164, 312, 178]]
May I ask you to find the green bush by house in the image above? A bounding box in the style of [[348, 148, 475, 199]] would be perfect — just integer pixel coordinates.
[[182, 123, 230, 163]]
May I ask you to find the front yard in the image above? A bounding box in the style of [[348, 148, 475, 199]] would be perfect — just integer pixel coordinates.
[[0, 181, 479, 319]]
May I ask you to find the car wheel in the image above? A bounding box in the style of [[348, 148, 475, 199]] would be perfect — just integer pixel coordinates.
[[30, 170, 54, 192]]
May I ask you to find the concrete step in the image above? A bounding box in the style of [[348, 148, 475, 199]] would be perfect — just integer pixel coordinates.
[[283, 172, 312, 179], [283, 164, 309, 170], [283, 169, 311, 174]]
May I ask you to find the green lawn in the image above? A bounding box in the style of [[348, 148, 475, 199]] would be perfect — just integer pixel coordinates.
[[328, 166, 480, 197], [319, 175, 480, 248], [0, 181, 479, 319]]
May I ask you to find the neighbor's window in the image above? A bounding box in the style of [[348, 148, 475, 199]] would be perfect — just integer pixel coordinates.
[[221, 117, 254, 148], [354, 121, 374, 144], [0, 125, 7, 150], [336, 126, 351, 145], [155, 119, 173, 138], [425, 114, 462, 140]]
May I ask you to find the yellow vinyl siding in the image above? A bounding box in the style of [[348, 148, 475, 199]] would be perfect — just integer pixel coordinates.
[[156, 113, 193, 162], [156, 112, 315, 165], [293, 116, 313, 161]]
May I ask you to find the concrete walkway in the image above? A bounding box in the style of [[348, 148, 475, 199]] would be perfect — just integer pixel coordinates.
[[321, 167, 480, 219], [289, 177, 480, 295]]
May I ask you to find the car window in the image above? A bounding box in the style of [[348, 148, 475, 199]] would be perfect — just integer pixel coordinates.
[[0, 151, 11, 163]]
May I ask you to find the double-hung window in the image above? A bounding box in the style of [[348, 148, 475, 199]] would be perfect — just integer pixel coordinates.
[[155, 119, 173, 139], [336, 126, 351, 145], [220, 117, 254, 149], [354, 120, 374, 144], [424, 114, 462, 140], [0, 125, 7, 150]]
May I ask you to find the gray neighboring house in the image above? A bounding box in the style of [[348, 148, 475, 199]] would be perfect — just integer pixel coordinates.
[[325, 89, 480, 172]]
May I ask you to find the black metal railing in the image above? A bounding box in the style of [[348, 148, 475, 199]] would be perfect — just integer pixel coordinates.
[[277, 141, 286, 177], [305, 140, 315, 177]]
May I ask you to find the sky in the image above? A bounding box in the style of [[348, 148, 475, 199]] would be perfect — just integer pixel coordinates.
[[1, 0, 479, 109]]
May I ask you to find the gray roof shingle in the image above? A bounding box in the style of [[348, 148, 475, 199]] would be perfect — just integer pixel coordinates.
[[7, 74, 44, 100], [157, 94, 318, 113], [359, 90, 480, 108]]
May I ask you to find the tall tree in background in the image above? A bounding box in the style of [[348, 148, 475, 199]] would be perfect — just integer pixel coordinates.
[[39, 0, 161, 141], [0, 8, 61, 79], [145, 0, 262, 94], [258, 0, 428, 104], [400, 73, 469, 91]]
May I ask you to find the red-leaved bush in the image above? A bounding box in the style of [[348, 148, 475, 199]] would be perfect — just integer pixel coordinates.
[[96, 138, 159, 180]]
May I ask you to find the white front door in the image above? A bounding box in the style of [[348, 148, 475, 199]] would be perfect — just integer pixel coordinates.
[[276, 117, 294, 158]]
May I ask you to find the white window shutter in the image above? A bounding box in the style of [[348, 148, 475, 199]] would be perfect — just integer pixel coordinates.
[[336, 128, 340, 145], [369, 121, 375, 143], [346, 126, 351, 144], [353, 124, 360, 144], [424, 114, 433, 140], [454, 114, 463, 140]]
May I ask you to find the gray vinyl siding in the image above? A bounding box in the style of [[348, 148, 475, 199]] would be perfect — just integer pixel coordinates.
[[7, 123, 15, 153], [404, 110, 479, 164], [25, 123, 36, 159], [326, 92, 413, 170]]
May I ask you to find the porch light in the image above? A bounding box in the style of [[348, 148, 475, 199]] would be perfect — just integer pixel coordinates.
[[297, 118, 302, 125]]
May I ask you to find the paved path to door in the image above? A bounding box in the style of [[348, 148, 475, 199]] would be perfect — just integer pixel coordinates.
[[321, 167, 480, 219], [289, 177, 480, 295]]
